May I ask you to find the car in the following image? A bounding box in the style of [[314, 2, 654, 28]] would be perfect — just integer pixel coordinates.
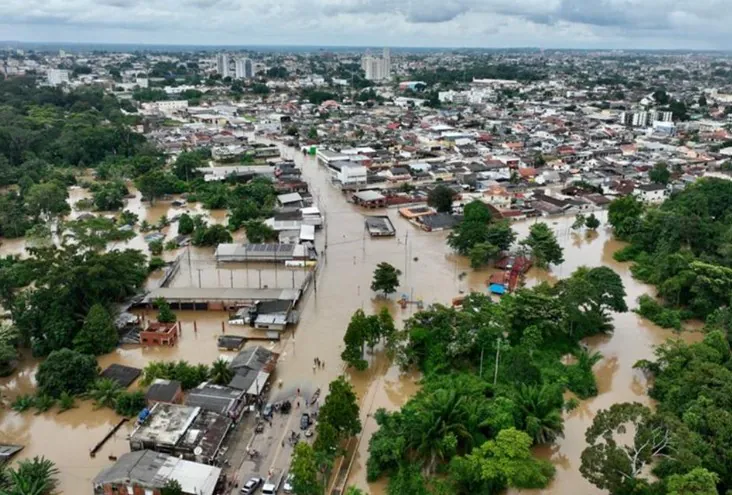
[[262, 403, 273, 418], [241, 477, 263, 494], [300, 412, 310, 430], [283, 473, 294, 493]]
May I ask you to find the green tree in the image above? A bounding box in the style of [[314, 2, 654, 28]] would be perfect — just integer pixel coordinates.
[[156, 298, 176, 323], [666, 468, 718, 495], [585, 213, 600, 230], [513, 384, 564, 445], [135, 169, 176, 205], [118, 210, 139, 226], [243, 220, 277, 244], [649, 162, 671, 185], [115, 390, 146, 416], [427, 185, 456, 213], [291, 442, 321, 495], [342, 309, 368, 370], [178, 213, 194, 235], [25, 181, 70, 220], [36, 348, 98, 398], [371, 262, 401, 296], [450, 428, 555, 493], [88, 377, 122, 409], [192, 224, 232, 247], [521, 223, 564, 269], [91, 181, 127, 211], [580, 402, 668, 494], [1, 456, 59, 495], [469, 242, 500, 269], [608, 195, 643, 240], [173, 151, 204, 181], [572, 214, 586, 230], [73, 303, 119, 355], [447, 200, 493, 255], [319, 376, 362, 439], [307, 126, 318, 140], [210, 358, 233, 385], [160, 479, 184, 495]]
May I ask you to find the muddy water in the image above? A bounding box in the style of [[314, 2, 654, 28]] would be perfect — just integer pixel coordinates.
[[0, 143, 702, 495]]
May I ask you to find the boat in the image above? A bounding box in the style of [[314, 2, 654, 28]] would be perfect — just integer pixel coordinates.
[[310, 388, 320, 406]]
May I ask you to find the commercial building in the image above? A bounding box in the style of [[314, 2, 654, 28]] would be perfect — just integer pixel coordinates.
[[216, 53, 230, 78], [235, 58, 254, 79], [93, 450, 222, 495], [46, 69, 70, 86]]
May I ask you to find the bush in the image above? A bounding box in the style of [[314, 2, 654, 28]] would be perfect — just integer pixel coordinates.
[[36, 349, 99, 398], [115, 390, 146, 416], [635, 294, 682, 330], [613, 244, 642, 262], [149, 240, 163, 255], [149, 256, 166, 272], [11, 394, 35, 412]]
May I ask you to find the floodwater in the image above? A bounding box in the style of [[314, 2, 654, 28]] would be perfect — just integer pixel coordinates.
[[0, 144, 702, 495]]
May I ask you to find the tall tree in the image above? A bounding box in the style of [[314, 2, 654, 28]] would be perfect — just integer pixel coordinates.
[[371, 262, 401, 296], [25, 181, 70, 221], [449, 428, 555, 493], [427, 185, 456, 213], [649, 162, 671, 185], [521, 223, 564, 269], [513, 384, 564, 445], [36, 348, 99, 398], [580, 403, 670, 494], [608, 195, 643, 240], [447, 200, 494, 255], [156, 298, 176, 323], [291, 442, 321, 495], [666, 468, 718, 495], [319, 376, 362, 439], [585, 213, 600, 230], [73, 303, 119, 355], [342, 309, 369, 370]]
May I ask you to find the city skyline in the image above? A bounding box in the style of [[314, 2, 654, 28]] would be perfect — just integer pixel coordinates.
[[1, 0, 731, 50]]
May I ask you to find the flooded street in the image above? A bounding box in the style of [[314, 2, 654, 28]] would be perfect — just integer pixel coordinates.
[[0, 145, 702, 494]]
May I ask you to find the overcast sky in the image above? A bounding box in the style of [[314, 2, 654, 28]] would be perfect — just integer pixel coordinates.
[[1, 0, 730, 49]]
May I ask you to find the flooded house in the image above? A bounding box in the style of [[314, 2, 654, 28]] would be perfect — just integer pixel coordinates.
[[129, 403, 232, 465], [145, 379, 184, 406], [93, 450, 222, 495], [227, 346, 279, 400], [185, 382, 247, 419], [139, 321, 180, 346]]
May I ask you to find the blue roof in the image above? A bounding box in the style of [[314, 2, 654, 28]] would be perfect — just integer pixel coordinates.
[[489, 283, 506, 295]]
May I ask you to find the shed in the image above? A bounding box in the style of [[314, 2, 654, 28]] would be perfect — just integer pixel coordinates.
[[100, 364, 142, 388]]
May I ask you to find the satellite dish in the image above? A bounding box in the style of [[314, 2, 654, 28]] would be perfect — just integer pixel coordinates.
[[194, 447, 203, 456]]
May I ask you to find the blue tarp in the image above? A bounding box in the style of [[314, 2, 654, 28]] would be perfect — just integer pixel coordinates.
[[489, 283, 506, 295]]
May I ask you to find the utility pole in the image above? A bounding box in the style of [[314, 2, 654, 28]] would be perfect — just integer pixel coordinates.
[[404, 230, 409, 280], [493, 338, 501, 386], [197, 269, 202, 289], [230, 270, 234, 288]]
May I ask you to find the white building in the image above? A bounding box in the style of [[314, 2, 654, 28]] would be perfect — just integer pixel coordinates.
[[235, 58, 254, 79], [216, 54, 230, 78], [362, 48, 391, 81], [632, 111, 650, 127], [634, 183, 668, 204], [654, 110, 673, 122], [338, 163, 368, 185], [47, 69, 70, 86]]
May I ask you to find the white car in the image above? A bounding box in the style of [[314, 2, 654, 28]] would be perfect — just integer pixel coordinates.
[[241, 477, 263, 494], [283, 473, 294, 493]]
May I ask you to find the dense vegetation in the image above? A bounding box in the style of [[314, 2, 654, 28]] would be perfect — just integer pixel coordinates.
[[609, 179, 732, 321], [367, 266, 628, 493], [579, 324, 732, 494]]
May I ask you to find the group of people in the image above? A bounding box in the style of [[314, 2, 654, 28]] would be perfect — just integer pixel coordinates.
[[312, 357, 325, 371]]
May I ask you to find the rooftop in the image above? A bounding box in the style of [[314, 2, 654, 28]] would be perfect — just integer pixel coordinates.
[[100, 364, 142, 388], [145, 379, 182, 403], [130, 403, 200, 447]]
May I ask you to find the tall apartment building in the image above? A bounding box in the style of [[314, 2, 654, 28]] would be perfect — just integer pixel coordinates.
[[620, 111, 650, 127], [216, 54, 230, 78], [362, 48, 391, 81], [654, 110, 673, 122], [235, 58, 254, 79], [47, 69, 70, 86]]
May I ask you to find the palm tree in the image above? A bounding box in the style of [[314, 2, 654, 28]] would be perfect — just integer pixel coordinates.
[[210, 358, 233, 386], [1, 456, 59, 495], [407, 389, 473, 473], [575, 348, 603, 372], [88, 378, 122, 409], [513, 384, 564, 445]]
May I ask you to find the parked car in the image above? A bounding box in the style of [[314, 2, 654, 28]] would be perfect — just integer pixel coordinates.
[[262, 403, 273, 418], [241, 477, 263, 494], [283, 473, 294, 493], [300, 412, 310, 430]]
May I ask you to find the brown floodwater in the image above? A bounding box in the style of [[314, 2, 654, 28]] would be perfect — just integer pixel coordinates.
[[0, 144, 703, 495]]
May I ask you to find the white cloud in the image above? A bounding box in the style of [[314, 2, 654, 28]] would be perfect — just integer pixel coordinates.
[[0, 0, 730, 48]]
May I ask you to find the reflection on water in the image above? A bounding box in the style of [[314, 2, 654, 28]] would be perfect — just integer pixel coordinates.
[[0, 145, 706, 495]]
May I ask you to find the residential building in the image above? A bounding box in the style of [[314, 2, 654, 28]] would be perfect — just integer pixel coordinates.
[[145, 379, 184, 406], [338, 162, 368, 185], [216, 53, 230, 78], [139, 321, 180, 346], [235, 58, 254, 79], [634, 183, 668, 203], [129, 403, 232, 464], [93, 450, 222, 495], [654, 110, 673, 122], [362, 48, 391, 81], [46, 69, 70, 86]]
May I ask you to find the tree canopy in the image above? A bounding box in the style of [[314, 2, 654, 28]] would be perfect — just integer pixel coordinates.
[[36, 348, 99, 398], [371, 262, 401, 295], [521, 223, 564, 269]]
